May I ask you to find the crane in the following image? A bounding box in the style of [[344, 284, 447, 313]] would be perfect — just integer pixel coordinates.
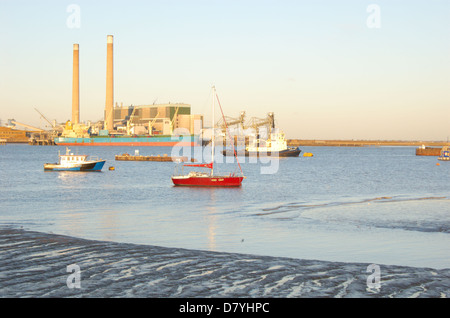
[[245, 112, 275, 147], [148, 111, 160, 135], [246, 112, 275, 131], [217, 111, 246, 133], [126, 106, 138, 135], [170, 106, 180, 134], [34, 108, 56, 129], [8, 119, 44, 132]]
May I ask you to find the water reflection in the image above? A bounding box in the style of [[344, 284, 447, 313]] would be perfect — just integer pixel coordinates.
[[206, 189, 218, 251], [99, 209, 119, 241], [56, 171, 93, 186]]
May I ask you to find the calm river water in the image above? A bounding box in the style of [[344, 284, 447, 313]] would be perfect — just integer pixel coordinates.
[[1, 144, 449, 269]]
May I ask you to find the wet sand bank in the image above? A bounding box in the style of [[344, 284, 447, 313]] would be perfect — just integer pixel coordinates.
[[1, 227, 449, 298]]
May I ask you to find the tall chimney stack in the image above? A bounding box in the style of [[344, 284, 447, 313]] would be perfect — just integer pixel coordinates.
[[105, 35, 114, 131], [72, 44, 80, 124]]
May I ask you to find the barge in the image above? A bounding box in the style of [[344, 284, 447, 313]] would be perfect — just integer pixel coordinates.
[[416, 146, 442, 156]]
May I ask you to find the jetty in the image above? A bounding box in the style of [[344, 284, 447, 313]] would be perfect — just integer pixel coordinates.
[[416, 147, 442, 156], [115, 153, 196, 162], [287, 139, 448, 148]]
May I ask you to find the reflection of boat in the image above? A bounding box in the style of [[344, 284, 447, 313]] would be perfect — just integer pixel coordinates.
[[222, 131, 301, 157], [44, 148, 106, 171], [172, 86, 244, 187], [438, 146, 450, 161]]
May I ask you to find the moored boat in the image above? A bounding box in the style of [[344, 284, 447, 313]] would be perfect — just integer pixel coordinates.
[[438, 146, 450, 161], [44, 148, 106, 171], [172, 162, 244, 187], [222, 131, 301, 157], [172, 86, 245, 187]]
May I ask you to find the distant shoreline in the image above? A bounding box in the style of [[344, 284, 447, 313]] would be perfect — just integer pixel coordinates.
[[2, 139, 448, 148], [287, 139, 448, 147]]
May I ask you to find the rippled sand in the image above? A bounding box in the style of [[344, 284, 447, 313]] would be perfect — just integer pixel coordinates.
[[0, 228, 449, 298]]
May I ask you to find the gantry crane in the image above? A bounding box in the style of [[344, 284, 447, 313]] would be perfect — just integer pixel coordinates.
[[148, 111, 160, 135], [126, 106, 138, 135], [8, 119, 44, 131], [170, 106, 180, 134], [217, 111, 246, 133], [244, 112, 276, 147], [34, 108, 56, 129]]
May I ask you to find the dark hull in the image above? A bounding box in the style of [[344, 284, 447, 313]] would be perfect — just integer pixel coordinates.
[[222, 147, 301, 157]]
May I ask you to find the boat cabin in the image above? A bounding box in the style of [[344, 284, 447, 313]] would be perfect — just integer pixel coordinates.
[[438, 146, 450, 161], [60, 154, 88, 164]]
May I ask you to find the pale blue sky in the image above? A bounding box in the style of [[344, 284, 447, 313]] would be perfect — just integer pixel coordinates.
[[1, 0, 449, 140]]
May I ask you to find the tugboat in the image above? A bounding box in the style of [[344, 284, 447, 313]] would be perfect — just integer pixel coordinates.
[[44, 147, 106, 171], [222, 130, 301, 157]]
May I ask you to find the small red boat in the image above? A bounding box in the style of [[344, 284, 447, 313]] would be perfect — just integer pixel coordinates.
[[172, 86, 245, 187], [172, 162, 244, 187]]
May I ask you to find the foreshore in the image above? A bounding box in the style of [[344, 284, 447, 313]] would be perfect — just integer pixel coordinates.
[[287, 139, 448, 147], [1, 227, 449, 298]]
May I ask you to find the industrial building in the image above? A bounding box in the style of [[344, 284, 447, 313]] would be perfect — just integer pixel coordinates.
[[112, 103, 203, 136], [0, 127, 30, 143], [63, 34, 203, 139]]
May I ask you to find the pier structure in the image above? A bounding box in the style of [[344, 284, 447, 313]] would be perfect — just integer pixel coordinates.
[[415, 147, 442, 156]]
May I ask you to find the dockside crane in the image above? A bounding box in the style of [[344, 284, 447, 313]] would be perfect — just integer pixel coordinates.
[[214, 111, 276, 146], [217, 111, 246, 133], [149, 111, 160, 135], [246, 112, 275, 131], [7, 119, 44, 132], [34, 108, 56, 129], [170, 106, 180, 134], [245, 112, 275, 147], [126, 106, 138, 135]]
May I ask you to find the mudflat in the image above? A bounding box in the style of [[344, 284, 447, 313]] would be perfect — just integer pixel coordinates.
[[1, 228, 449, 298]]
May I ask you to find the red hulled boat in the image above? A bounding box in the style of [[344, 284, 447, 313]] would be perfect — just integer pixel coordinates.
[[171, 86, 245, 187], [171, 162, 244, 187]]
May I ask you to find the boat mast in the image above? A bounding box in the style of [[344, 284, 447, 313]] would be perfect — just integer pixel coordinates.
[[211, 85, 215, 176]]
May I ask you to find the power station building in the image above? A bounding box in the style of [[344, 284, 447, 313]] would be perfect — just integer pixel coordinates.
[[112, 103, 203, 135], [67, 34, 203, 137]]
